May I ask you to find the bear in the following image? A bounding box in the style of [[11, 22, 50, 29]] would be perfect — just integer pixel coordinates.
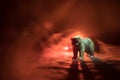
[[71, 36, 94, 60]]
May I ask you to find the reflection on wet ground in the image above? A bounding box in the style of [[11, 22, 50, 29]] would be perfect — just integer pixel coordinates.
[[1, 42, 120, 80], [37, 55, 120, 80]]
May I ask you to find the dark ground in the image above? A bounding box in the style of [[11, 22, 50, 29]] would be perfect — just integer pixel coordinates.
[[1, 39, 120, 80], [0, 0, 120, 80]]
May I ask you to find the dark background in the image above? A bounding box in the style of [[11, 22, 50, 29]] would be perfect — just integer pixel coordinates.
[[0, 0, 120, 45], [0, 0, 120, 80]]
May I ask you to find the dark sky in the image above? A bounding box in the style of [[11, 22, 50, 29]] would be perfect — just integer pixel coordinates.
[[0, 0, 120, 45], [0, 0, 120, 79]]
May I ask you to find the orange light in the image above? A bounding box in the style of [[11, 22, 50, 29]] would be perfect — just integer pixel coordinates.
[[69, 31, 84, 39], [63, 46, 69, 50], [74, 35, 80, 38]]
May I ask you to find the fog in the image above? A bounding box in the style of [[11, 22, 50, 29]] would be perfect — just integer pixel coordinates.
[[0, 0, 120, 80]]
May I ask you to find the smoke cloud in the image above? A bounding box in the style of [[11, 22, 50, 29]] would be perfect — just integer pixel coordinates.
[[0, 0, 120, 79]]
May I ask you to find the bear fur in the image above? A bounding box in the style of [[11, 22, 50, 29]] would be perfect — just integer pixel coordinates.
[[71, 37, 94, 60]]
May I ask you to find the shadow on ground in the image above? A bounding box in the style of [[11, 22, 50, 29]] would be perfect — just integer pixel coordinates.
[[66, 60, 80, 80], [66, 57, 120, 80], [90, 57, 120, 80]]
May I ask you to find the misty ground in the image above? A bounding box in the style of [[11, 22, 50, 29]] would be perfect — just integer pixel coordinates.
[[1, 0, 120, 80], [1, 39, 120, 80]]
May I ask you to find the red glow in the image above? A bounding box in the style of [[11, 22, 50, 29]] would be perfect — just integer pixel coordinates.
[[69, 31, 84, 39], [63, 46, 69, 50], [42, 31, 85, 58]]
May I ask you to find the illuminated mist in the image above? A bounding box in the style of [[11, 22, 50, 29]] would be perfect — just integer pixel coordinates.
[[0, 0, 120, 80]]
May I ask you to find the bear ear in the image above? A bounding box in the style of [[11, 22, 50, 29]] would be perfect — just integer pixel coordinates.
[[71, 38, 75, 41]]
